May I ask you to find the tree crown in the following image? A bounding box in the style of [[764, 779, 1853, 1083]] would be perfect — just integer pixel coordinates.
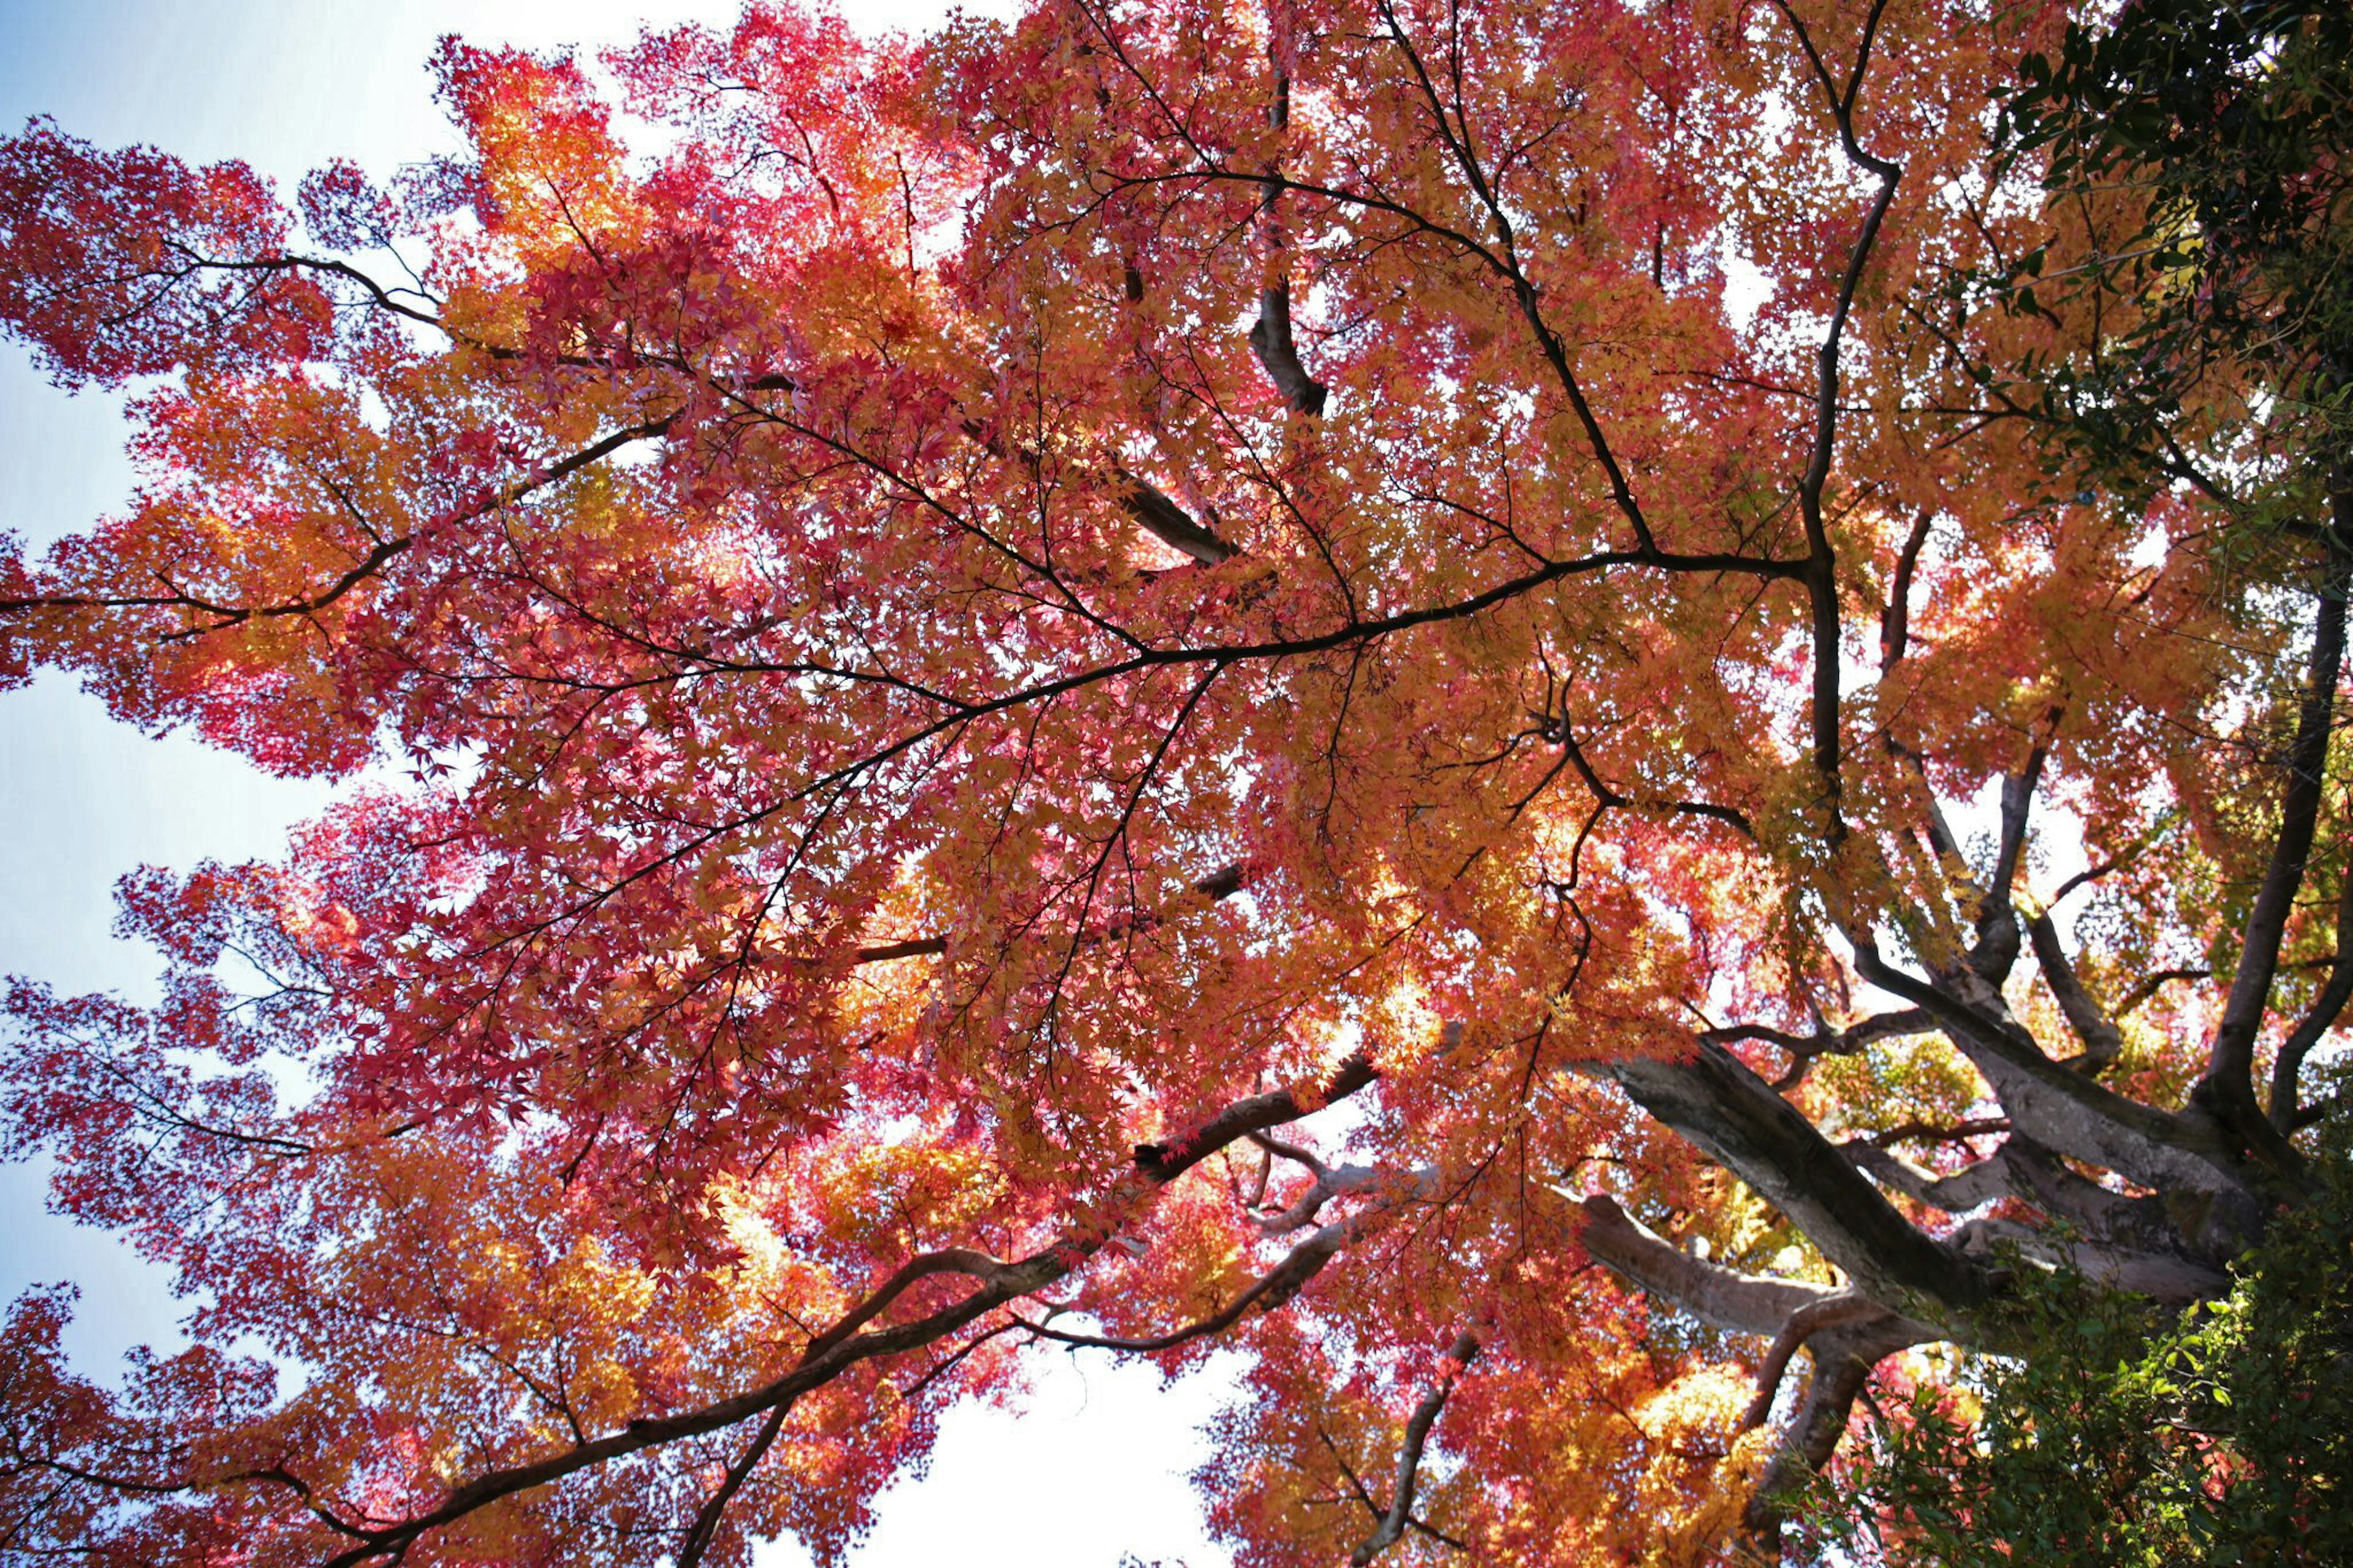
[[1, 1, 2347, 1562]]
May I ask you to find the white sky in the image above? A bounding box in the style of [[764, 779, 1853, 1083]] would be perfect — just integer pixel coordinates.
[[0, 4, 1234, 1562]]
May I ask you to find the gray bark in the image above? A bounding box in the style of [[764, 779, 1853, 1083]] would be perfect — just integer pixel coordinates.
[[1602, 1042, 1996, 1328]]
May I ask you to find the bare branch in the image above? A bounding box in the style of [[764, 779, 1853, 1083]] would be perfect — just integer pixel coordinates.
[[1134, 1051, 1377, 1183], [1575, 1194, 1834, 1338], [674, 1403, 789, 1568], [1879, 507, 1933, 672], [1738, 1295, 1889, 1433], [2272, 825, 2353, 1127], [2026, 911, 2125, 1074], [1251, 281, 1328, 416], [1119, 469, 1240, 565], [1600, 1041, 1995, 1323], [1770, 0, 1903, 795], [2204, 533, 2351, 1164], [1745, 1319, 1922, 1537]]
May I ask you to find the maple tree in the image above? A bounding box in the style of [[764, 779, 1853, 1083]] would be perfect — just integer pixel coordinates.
[[1, 0, 2347, 1561]]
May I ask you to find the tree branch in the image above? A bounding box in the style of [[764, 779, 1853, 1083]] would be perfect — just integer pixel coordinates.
[[1118, 469, 1240, 565], [1745, 1319, 1921, 1537], [1738, 1295, 1890, 1433], [1600, 1042, 1995, 1325], [2272, 819, 2353, 1127], [2026, 911, 2125, 1074], [2204, 528, 2351, 1161], [1770, 0, 1902, 797], [1848, 937, 2254, 1221], [256, 1064, 1383, 1565], [1347, 1331, 1481, 1566], [1575, 1193, 1835, 1337], [1879, 507, 1933, 673]]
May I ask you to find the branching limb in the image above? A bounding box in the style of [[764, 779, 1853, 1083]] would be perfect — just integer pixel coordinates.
[[2025, 912, 2126, 1074], [1745, 1320, 1922, 1537], [0, 417, 672, 628], [673, 1402, 789, 1568], [2203, 532, 2351, 1163], [1770, 0, 1902, 796], [1246, 1128, 1330, 1178], [1848, 937, 2256, 1224], [1599, 1042, 1995, 1324], [1737, 1295, 1890, 1433], [1575, 1194, 1835, 1337], [1257, 1161, 1382, 1235], [1347, 1332, 1482, 1566], [1703, 1009, 1932, 1089], [1119, 469, 1240, 564], [2272, 822, 2353, 1127], [2118, 965, 2211, 1018], [1579, 1195, 1927, 1543]]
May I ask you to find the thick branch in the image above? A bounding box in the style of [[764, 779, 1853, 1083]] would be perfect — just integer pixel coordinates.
[[2205, 528, 2351, 1154], [1134, 1050, 1377, 1183], [1878, 507, 1933, 672], [1576, 1194, 1832, 1336], [1246, 55, 1328, 416], [1745, 1319, 1922, 1536], [2272, 827, 2353, 1127], [1841, 1140, 2015, 1213], [1251, 281, 1329, 417], [2026, 912, 2125, 1074], [1849, 939, 2253, 1216], [1738, 1295, 1889, 1432], [1602, 1042, 1995, 1325], [1120, 471, 1239, 564], [1257, 1161, 1382, 1235]]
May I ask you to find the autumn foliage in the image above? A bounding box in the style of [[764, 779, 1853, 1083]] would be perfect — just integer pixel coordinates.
[[1, 0, 2347, 1562]]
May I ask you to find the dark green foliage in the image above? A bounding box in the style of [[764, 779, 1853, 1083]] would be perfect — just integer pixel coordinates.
[[1990, 1, 2352, 504], [1799, 1126, 2353, 1566]]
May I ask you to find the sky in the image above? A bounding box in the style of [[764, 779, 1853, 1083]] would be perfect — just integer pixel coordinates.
[[0, 3, 1235, 1562]]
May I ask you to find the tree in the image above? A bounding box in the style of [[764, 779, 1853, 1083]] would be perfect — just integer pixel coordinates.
[[0, 0, 2344, 1561]]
